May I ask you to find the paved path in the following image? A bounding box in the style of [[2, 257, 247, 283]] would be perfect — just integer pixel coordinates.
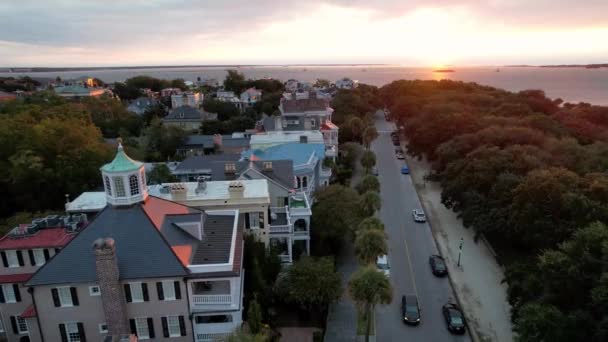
[[324, 150, 364, 342], [404, 150, 515, 342], [373, 112, 472, 342]]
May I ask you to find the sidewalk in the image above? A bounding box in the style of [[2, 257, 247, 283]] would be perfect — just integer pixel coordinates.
[[405, 153, 515, 342], [324, 150, 364, 342]]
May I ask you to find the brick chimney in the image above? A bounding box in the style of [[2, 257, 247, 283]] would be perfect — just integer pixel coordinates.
[[228, 181, 245, 198], [93, 238, 129, 338]]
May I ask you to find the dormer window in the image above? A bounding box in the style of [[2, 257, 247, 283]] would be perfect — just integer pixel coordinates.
[[113, 177, 126, 198], [129, 175, 140, 196]]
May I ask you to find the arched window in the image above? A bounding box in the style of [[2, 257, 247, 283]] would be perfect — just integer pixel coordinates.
[[294, 219, 307, 232], [129, 174, 140, 196], [104, 176, 112, 195], [302, 176, 308, 188], [113, 177, 126, 198]]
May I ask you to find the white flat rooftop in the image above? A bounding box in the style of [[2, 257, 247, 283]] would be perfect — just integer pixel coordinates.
[[251, 130, 324, 145], [66, 192, 107, 213], [148, 179, 269, 202]]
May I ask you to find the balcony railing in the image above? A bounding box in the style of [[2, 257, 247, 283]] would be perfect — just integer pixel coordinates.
[[279, 254, 292, 263], [293, 229, 309, 236], [270, 206, 291, 234], [192, 294, 232, 305], [320, 167, 332, 178], [196, 333, 231, 342]]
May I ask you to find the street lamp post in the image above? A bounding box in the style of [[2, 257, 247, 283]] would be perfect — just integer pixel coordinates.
[[457, 237, 464, 267]]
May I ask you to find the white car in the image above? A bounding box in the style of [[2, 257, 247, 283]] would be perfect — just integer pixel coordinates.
[[412, 209, 426, 223], [376, 255, 390, 276]]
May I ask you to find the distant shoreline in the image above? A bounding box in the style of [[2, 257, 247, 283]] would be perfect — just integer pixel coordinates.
[[0, 64, 387, 73], [506, 63, 608, 69]]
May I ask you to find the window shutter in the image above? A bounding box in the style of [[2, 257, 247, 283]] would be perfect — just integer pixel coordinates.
[[52, 288, 61, 307], [174, 281, 181, 300], [44, 249, 50, 261], [245, 213, 250, 228], [28, 250, 35, 266], [124, 284, 132, 303], [77, 322, 87, 342], [156, 282, 164, 300], [16, 250, 24, 266], [70, 287, 79, 306], [13, 284, 21, 302], [147, 318, 155, 338], [0, 286, 5, 303], [129, 319, 136, 336], [59, 323, 68, 342], [161, 317, 169, 337], [10, 316, 18, 334], [179, 315, 186, 336], [1, 251, 8, 267], [259, 212, 265, 228], [142, 283, 149, 302]]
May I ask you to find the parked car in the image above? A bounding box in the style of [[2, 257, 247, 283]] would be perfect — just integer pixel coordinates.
[[401, 165, 410, 174], [412, 209, 426, 222], [376, 255, 390, 276], [372, 166, 379, 176], [429, 255, 448, 277], [442, 303, 466, 334], [401, 295, 421, 325], [396, 152, 405, 160]]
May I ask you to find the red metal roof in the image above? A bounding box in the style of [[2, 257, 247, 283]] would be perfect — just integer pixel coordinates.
[[20, 305, 36, 318], [321, 121, 339, 130], [141, 196, 191, 230], [0, 273, 33, 284], [0, 228, 75, 250]]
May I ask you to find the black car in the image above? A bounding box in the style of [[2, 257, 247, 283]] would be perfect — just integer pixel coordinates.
[[401, 295, 421, 325], [429, 255, 448, 277], [442, 303, 466, 334]]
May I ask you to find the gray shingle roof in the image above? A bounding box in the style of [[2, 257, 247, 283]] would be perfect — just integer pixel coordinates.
[[181, 135, 250, 150], [175, 155, 242, 173], [163, 106, 216, 122], [27, 203, 190, 286], [210, 160, 294, 190], [280, 97, 329, 113]]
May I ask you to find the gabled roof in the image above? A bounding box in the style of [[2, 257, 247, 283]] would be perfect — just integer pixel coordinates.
[[210, 160, 294, 190], [100, 144, 143, 173], [27, 198, 191, 286], [280, 96, 329, 113]]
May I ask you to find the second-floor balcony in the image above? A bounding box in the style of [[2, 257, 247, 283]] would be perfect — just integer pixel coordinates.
[[269, 206, 291, 234], [289, 192, 312, 217], [320, 167, 332, 179], [190, 279, 240, 311]]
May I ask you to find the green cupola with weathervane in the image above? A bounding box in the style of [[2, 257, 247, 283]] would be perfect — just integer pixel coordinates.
[[100, 139, 148, 206]]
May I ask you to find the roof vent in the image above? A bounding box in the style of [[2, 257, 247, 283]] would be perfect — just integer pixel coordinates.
[[228, 181, 245, 198], [263, 161, 273, 172], [225, 162, 236, 174]]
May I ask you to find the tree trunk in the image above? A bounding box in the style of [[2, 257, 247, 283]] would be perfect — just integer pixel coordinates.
[[365, 304, 372, 342]]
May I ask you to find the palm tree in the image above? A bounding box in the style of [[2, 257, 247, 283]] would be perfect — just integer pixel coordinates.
[[356, 217, 385, 234], [354, 228, 387, 264], [349, 117, 364, 143], [360, 150, 376, 174], [362, 126, 379, 149], [349, 266, 393, 342], [359, 191, 381, 217], [356, 175, 380, 194]]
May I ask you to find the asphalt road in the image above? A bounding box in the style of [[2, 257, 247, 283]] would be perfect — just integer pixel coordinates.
[[373, 110, 472, 342]]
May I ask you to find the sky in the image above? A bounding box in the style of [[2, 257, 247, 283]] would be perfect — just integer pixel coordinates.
[[1, 0, 607, 67]]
